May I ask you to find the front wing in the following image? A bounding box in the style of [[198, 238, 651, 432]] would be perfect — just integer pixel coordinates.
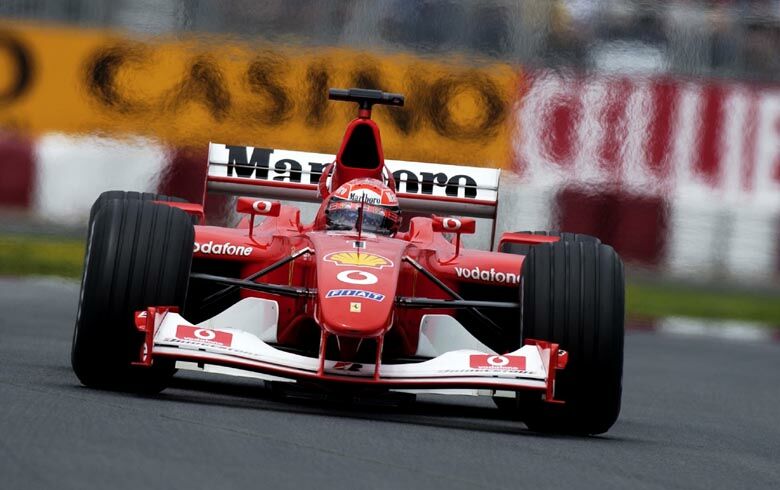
[[132, 302, 567, 400]]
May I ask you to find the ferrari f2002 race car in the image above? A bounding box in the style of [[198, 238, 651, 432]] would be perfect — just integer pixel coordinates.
[[71, 88, 624, 435]]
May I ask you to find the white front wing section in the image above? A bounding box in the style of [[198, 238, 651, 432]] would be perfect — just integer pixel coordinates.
[[146, 299, 553, 395]]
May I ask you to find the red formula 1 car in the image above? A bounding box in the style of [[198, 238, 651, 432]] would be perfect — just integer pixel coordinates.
[[71, 88, 625, 435]]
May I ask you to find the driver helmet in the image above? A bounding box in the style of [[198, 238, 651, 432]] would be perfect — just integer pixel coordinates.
[[325, 178, 401, 236]]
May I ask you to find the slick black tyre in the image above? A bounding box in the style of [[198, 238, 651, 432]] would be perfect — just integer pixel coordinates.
[[494, 231, 603, 413], [71, 199, 194, 392], [499, 231, 600, 256], [88, 191, 187, 226], [495, 231, 601, 368], [520, 241, 624, 435], [82, 191, 188, 271]]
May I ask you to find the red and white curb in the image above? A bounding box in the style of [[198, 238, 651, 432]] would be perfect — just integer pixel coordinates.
[[628, 316, 780, 343]]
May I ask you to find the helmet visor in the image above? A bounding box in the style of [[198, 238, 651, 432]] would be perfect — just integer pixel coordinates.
[[326, 201, 399, 236]]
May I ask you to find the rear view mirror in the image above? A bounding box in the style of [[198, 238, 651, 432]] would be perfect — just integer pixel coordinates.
[[431, 215, 476, 234], [236, 198, 281, 239], [236, 198, 281, 217], [431, 215, 475, 260]]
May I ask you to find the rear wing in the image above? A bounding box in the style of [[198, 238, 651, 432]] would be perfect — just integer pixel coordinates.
[[206, 143, 501, 219]]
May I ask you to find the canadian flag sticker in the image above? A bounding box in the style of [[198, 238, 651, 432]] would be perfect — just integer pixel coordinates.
[[175, 325, 233, 347], [469, 354, 527, 371]]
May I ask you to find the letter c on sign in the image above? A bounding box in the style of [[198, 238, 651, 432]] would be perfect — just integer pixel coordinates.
[[252, 200, 271, 213], [443, 218, 461, 231], [0, 34, 33, 105], [194, 328, 216, 340], [487, 355, 509, 367], [336, 270, 378, 285]]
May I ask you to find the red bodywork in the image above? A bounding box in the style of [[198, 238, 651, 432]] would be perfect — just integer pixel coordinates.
[[168, 99, 535, 369], [191, 208, 524, 361]]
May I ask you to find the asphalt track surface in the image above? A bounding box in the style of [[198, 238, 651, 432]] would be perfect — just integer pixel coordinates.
[[1, 277, 779, 490]]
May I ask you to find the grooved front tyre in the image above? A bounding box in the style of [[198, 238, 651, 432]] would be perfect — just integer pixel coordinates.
[[499, 230, 600, 256], [71, 199, 194, 392], [88, 191, 187, 226], [494, 231, 605, 415], [520, 240, 625, 434]]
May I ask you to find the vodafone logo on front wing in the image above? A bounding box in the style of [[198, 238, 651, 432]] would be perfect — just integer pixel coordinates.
[[175, 325, 233, 347], [469, 355, 527, 371]]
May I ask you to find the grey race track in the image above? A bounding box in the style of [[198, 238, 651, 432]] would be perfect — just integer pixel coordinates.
[[1, 277, 778, 490]]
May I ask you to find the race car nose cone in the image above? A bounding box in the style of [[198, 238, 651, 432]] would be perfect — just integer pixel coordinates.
[[310, 234, 405, 339], [317, 285, 394, 338]]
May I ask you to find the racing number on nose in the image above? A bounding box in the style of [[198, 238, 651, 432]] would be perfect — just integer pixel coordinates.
[[336, 270, 378, 285]]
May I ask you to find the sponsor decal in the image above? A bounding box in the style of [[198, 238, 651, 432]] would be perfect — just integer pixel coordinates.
[[175, 325, 233, 347], [334, 183, 399, 206], [349, 191, 381, 204], [336, 270, 378, 285], [352, 240, 366, 249], [469, 355, 526, 371], [442, 217, 462, 231], [324, 251, 393, 269], [194, 240, 253, 257], [216, 146, 488, 199], [454, 266, 519, 284], [252, 200, 272, 212], [326, 289, 385, 302], [350, 302, 362, 313], [382, 190, 398, 205]]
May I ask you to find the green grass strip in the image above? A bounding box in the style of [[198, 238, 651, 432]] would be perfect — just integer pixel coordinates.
[[1, 234, 778, 325], [626, 282, 780, 326], [0, 235, 85, 279]]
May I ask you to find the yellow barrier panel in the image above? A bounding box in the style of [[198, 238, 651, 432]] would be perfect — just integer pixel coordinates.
[[0, 21, 518, 166]]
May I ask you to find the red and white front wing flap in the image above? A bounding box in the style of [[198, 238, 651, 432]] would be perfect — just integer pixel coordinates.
[[134, 303, 566, 398]]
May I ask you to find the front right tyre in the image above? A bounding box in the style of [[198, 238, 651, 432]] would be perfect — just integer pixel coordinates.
[[71, 198, 194, 392]]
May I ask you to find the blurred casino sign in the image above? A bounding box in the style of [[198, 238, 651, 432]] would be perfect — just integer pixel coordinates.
[[515, 70, 780, 203], [0, 21, 517, 167]]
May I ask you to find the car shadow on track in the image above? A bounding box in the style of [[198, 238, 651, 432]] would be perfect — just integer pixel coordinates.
[[152, 373, 621, 441]]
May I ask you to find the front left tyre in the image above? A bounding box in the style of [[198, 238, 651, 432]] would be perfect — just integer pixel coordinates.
[[71, 198, 194, 392]]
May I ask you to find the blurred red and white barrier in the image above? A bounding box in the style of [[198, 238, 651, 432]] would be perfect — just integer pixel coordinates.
[[33, 134, 169, 222], [515, 71, 780, 201], [514, 71, 780, 281], [0, 133, 242, 226], [0, 134, 35, 209], [0, 133, 168, 222]]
